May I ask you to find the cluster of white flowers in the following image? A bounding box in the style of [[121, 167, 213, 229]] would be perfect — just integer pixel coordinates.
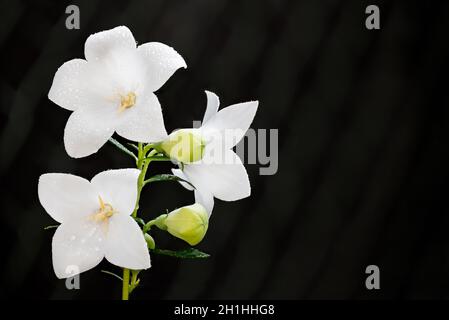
[[38, 26, 258, 288]]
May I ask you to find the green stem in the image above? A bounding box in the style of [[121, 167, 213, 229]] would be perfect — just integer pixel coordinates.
[[143, 215, 167, 233], [123, 144, 145, 300], [129, 270, 140, 293], [143, 143, 159, 155], [122, 144, 158, 300], [132, 158, 150, 218], [131, 271, 138, 285], [122, 268, 130, 300], [121, 143, 163, 300], [137, 142, 144, 169]]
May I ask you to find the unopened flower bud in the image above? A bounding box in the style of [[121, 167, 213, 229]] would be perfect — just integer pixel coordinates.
[[163, 203, 209, 246], [161, 129, 205, 163], [144, 233, 155, 249]]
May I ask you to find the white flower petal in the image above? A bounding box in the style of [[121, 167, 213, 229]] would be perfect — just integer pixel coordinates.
[[63, 104, 117, 158], [90, 48, 146, 96], [202, 101, 258, 148], [104, 214, 150, 270], [171, 168, 194, 191], [183, 150, 250, 201], [38, 173, 98, 223], [52, 218, 105, 279], [137, 42, 186, 92], [115, 92, 167, 142], [202, 91, 220, 124], [194, 189, 214, 215], [84, 26, 136, 62], [48, 59, 92, 111], [90, 169, 140, 216], [171, 168, 214, 214]]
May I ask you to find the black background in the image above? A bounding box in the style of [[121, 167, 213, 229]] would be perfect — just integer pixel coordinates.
[[1, 0, 449, 300]]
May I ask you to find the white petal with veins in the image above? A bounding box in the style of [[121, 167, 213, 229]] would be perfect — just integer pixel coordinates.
[[91, 169, 140, 216], [52, 217, 105, 279], [194, 189, 215, 215], [137, 42, 186, 92], [115, 92, 168, 142], [63, 104, 117, 158], [202, 101, 258, 148], [183, 150, 250, 201], [104, 214, 151, 270], [84, 26, 136, 63], [202, 91, 220, 124], [38, 173, 98, 223], [48, 59, 92, 111]]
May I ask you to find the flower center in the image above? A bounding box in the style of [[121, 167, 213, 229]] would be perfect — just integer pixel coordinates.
[[119, 92, 136, 112], [91, 196, 115, 222]]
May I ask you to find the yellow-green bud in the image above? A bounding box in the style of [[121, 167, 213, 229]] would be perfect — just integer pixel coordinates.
[[163, 203, 209, 246], [144, 233, 155, 249], [160, 129, 205, 163]]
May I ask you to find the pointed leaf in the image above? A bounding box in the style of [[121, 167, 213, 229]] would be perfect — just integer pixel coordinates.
[[133, 217, 146, 227], [101, 270, 123, 281], [127, 143, 139, 152], [144, 174, 195, 189], [108, 137, 138, 160], [44, 225, 59, 230], [151, 248, 210, 259]]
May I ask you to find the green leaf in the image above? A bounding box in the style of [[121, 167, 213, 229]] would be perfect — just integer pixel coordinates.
[[44, 225, 59, 230], [151, 248, 210, 259], [127, 143, 139, 151], [143, 174, 195, 189], [144, 155, 172, 162], [108, 137, 138, 161], [133, 217, 146, 226], [101, 270, 123, 281]]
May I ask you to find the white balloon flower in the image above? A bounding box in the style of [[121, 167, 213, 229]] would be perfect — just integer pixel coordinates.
[[48, 26, 186, 158], [38, 169, 150, 279], [168, 91, 258, 214]]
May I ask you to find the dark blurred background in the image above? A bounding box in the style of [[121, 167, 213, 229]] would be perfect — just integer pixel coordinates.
[[1, 0, 449, 299]]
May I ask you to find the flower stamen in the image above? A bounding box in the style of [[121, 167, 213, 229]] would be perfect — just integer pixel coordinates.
[[119, 92, 136, 112], [91, 196, 115, 222]]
